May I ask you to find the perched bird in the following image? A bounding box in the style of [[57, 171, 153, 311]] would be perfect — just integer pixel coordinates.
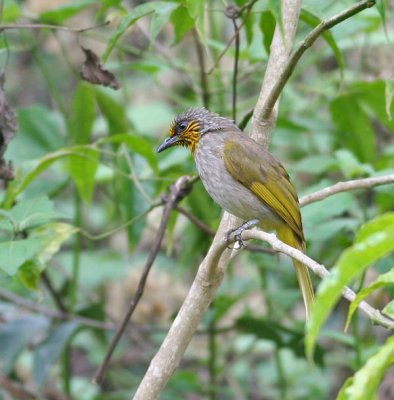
[[157, 108, 314, 319]]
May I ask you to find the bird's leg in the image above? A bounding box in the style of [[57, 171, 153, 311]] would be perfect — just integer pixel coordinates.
[[225, 219, 259, 249]]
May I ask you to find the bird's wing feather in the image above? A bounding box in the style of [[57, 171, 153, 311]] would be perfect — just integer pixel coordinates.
[[222, 138, 303, 239]]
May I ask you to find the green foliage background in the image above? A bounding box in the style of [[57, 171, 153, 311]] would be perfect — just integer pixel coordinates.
[[0, 0, 393, 399]]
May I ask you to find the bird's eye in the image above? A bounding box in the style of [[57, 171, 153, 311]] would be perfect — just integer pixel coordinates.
[[178, 121, 188, 131]]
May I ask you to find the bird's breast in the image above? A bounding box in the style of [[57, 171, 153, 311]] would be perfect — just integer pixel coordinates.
[[194, 134, 278, 224]]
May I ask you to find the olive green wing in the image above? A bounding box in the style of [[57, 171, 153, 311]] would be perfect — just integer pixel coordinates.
[[222, 138, 303, 239]]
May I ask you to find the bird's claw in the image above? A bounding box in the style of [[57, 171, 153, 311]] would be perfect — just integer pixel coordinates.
[[224, 219, 259, 249]]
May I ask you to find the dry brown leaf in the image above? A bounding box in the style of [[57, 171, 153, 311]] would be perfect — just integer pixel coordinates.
[[80, 47, 120, 90]]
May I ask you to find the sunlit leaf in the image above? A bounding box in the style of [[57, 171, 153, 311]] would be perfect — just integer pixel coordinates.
[[31, 222, 79, 264], [306, 213, 394, 359], [337, 336, 394, 400]]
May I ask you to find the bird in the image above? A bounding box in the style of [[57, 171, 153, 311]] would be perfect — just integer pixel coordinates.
[[157, 108, 314, 320]]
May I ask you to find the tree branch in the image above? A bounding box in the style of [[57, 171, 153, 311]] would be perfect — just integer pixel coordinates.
[[250, 0, 302, 146], [132, 3, 303, 399], [300, 174, 394, 206], [93, 175, 194, 385], [0, 21, 109, 33], [256, 0, 376, 130], [240, 230, 394, 329]]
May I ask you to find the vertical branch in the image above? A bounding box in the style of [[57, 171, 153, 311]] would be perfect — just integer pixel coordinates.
[[250, 0, 302, 147], [132, 2, 303, 399], [193, 29, 210, 108]]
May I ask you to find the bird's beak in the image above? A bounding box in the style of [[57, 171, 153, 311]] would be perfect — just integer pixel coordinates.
[[157, 136, 178, 153]]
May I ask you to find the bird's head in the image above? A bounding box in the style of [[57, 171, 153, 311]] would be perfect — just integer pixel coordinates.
[[157, 108, 236, 154]]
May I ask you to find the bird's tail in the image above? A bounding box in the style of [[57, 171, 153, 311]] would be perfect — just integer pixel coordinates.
[[277, 226, 314, 321]]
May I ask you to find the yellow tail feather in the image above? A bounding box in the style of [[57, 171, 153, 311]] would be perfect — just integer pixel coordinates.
[[277, 226, 314, 321]]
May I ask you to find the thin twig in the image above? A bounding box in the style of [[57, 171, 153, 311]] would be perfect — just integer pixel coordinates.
[[231, 18, 240, 122], [0, 288, 114, 331], [300, 174, 394, 206], [175, 205, 215, 236], [41, 270, 67, 312], [93, 176, 195, 385], [193, 28, 210, 108], [0, 21, 109, 33], [259, 0, 376, 120], [207, 0, 258, 75]]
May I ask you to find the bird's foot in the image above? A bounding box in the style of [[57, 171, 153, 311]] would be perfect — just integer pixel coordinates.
[[225, 219, 259, 249]]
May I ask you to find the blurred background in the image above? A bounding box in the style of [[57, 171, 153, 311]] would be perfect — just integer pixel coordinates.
[[0, 0, 393, 399]]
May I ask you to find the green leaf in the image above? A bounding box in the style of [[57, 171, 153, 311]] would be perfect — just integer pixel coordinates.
[[170, 5, 195, 44], [18, 260, 41, 290], [260, 10, 276, 55], [382, 299, 394, 319], [101, 133, 158, 173], [306, 213, 394, 360], [300, 8, 344, 79], [334, 149, 374, 179], [104, 2, 157, 60], [2, 0, 21, 22], [39, 0, 97, 24], [68, 146, 99, 204], [376, 0, 387, 28], [4, 149, 84, 207], [5, 195, 65, 232], [268, 0, 282, 34], [0, 238, 43, 275], [14, 106, 64, 161], [69, 83, 96, 145], [186, 0, 205, 40], [385, 78, 394, 121], [337, 336, 394, 400], [96, 0, 123, 20], [33, 321, 80, 385], [94, 89, 130, 134], [330, 94, 376, 162], [151, 2, 179, 41], [31, 223, 78, 265], [236, 315, 324, 364], [345, 268, 394, 331]]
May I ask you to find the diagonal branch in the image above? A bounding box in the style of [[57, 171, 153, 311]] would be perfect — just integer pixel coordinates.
[[93, 175, 194, 385], [300, 174, 394, 206], [251, 0, 376, 145], [240, 229, 394, 329]]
